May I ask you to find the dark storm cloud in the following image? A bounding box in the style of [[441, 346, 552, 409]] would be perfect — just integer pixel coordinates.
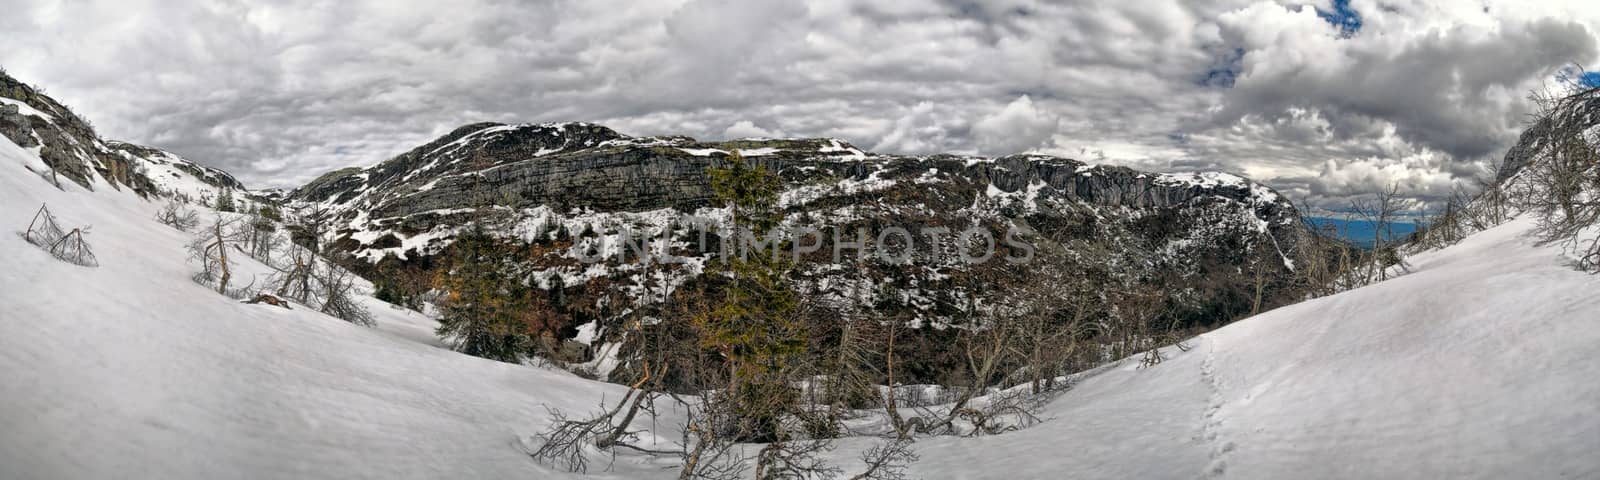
[[2, 0, 1598, 212]]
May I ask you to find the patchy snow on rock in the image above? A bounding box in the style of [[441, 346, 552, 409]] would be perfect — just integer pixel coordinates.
[[818, 139, 869, 160], [0, 97, 55, 123], [677, 147, 726, 156], [737, 147, 781, 156], [117, 148, 239, 202], [780, 165, 897, 207], [1155, 171, 1250, 189]]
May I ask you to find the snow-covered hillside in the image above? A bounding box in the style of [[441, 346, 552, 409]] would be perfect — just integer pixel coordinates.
[[0, 135, 661, 479], [870, 215, 1599, 479], [107, 140, 250, 205], [3, 129, 1598, 479]]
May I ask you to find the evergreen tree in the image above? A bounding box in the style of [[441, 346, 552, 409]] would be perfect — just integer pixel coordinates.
[[215, 189, 236, 213], [432, 226, 536, 363], [696, 150, 804, 441], [374, 255, 407, 306]]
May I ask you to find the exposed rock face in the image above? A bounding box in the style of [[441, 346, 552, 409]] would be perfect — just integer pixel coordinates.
[[292, 122, 1298, 235], [290, 122, 1313, 382], [0, 71, 151, 194], [1, 71, 246, 202]]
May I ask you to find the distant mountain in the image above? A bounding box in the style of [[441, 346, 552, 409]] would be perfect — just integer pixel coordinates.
[[288, 121, 1323, 383], [1305, 217, 1419, 249]]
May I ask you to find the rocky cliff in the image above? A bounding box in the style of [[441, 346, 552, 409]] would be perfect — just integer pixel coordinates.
[[290, 121, 1315, 382], [0, 70, 247, 204]]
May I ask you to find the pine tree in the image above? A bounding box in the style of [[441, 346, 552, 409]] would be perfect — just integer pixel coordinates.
[[374, 255, 407, 306], [432, 226, 536, 363], [215, 189, 236, 213], [695, 150, 804, 441]]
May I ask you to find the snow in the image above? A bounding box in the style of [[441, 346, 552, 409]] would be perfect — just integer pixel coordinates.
[[675, 146, 780, 157], [3, 130, 1598, 479], [1155, 171, 1282, 205], [982, 180, 1048, 213], [0, 97, 55, 123], [1155, 171, 1250, 189], [738, 147, 781, 156], [779, 166, 897, 207], [677, 147, 725, 156], [846, 215, 1600, 479], [119, 148, 238, 203], [818, 139, 868, 160], [0, 136, 676, 479]]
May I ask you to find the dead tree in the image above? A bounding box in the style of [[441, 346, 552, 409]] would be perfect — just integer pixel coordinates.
[[155, 199, 200, 231], [1526, 84, 1600, 271], [1351, 183, 1409, 283], [23, 204, 98, 267], [675, 396, 750, 480], [189, 216, 242, 295], [315, 260, 374, 326], [753, 438, 840, 480], [848, 438, 918, 480], [24, 205, 99, 267], [913, 295, 1026, 436], [232, 209, 280, 264], [47, 227, 99, 267], [275, 246, 317, 303], [23, 204, 65, 247], [531, 362, 671, 473]]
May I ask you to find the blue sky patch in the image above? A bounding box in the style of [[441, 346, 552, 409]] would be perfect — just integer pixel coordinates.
[[1199, 47, 1245, 88], [1315, 0, 1363, 37], [1581, 71, 1600, 89]]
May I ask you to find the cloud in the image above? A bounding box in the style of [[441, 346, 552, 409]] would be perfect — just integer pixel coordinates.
[[973, 95, 1059, 155], [870, 102, 972, 155], [1213, 3, 1596, 160], [0, 0, 1597, 213], [721, 120, 779, 139]]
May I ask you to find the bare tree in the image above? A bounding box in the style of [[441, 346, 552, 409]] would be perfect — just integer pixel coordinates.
[[675, 395, 750, 480], [315, 259, 374, 326], [274, 246, 317, 303], [155, 199, 200, 231], [1350, 183, 1410, 283], [189, 216, 243, 295], [24, 204, 65, 247], [1005, 272, 1089, 394], [848, 438, 918, 480], [531, 362, 671, 473], [911, 292, 1046, 437], [1525, 84, 1600, 271], [232, 209, 281, 264], [24, 204, 99, 267]]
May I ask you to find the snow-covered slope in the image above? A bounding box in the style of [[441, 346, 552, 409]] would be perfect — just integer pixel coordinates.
[[863, 215, 1600, 479], [107, 140, 249, 205], [3, 125, 1597, 479], [0, 135, 663, 479]]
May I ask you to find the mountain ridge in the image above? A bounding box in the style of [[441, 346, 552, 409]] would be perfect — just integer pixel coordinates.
[[0, 70, 247, 205], [282, 118, 1320, 383]]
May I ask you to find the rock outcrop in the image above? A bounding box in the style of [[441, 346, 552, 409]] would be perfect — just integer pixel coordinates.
[[1, 71, 248, 204], [289, 121, 1315, 382]]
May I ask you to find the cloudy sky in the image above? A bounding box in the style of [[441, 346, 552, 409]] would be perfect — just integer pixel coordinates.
[[4, 0, 1600, 211]]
